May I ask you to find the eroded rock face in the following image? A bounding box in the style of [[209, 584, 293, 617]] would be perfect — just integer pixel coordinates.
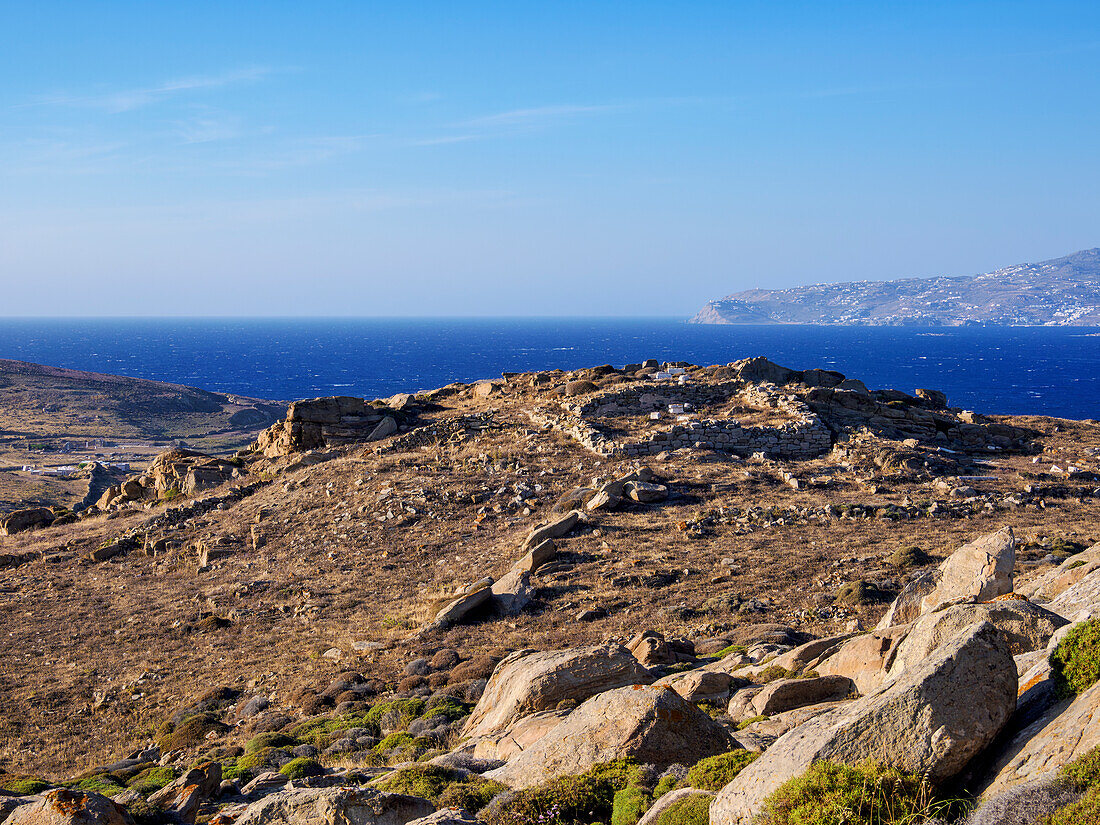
[[920, 528, 1016, 613], [1019, 543, 1100, 603], [710, 621, 1017, 825], [486, 685, 736, 788], [95, 449, 242, 510], [250, 397, 407, 458], [6, 790, 134, 825], [981, 681, 1100, 798], [1048, 566, 1100, 620], [462, 643, 651, 738], [748, 676, 855, 717], [232, 788, 434, 825], [460, 709, 572, 762], [814, 625, 911, 694]]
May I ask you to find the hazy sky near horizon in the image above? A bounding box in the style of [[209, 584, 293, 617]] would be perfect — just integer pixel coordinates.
[[3, 2, 1100, 316]]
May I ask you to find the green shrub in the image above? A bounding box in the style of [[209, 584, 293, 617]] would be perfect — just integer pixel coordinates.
[[1051, 619, 1100, 696], [713, 645, 747, 659], [280, 758, 324, 779], [246, 732, 296, 753], [587, 759, 645, 791], [736, 716, 768, 730], [1048, 785, 1100, 825], [236, 746, 291, 774], [753, 666, 792, 684], [437, 777, 508, 812], [1, 777, 50, 795], [364, 698, 425, 728], [652, 775, 679, 800], [887, 546, 931, 568], [126, 766, 177, 795], [157, 712, 228, 751], [1061, 744, 1100, 789], [761, 761, 936, 825], [484, 770, 618, 825], [375, 764, 465, 801], [684, 750, 758, 791], [75, 774, 126, 796], [611, 785, 652, 825], [654, 794, 710, 825]]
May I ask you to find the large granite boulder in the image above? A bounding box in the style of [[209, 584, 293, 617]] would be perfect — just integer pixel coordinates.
[[487, 685, 736, 789], [920, 528, 1015, 613], [1048, 566, 1100, 620], [814, 625, 911, 694], [6, 790, 134, 825], [747, 676, 855, 717], [710, 621, 1016, 825], [1019, 543, 1100, 603], [0, 507, 54, 536], [981, 680, 1100, 798], [460, 709, 571, 761], [232, 788, 433, 825], [462, 643, 651, 738], [886, 600, 1067, 679]]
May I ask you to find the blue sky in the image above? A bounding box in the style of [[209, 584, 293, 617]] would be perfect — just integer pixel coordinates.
[[2, 1, 1099, 316]]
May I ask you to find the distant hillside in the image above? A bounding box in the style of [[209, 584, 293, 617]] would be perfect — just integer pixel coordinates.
[[0, 359, 283, 443], [690, 248, 1100, 326]]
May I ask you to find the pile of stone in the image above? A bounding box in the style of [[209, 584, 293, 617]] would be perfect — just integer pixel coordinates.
[[93, 449, 244, 511]]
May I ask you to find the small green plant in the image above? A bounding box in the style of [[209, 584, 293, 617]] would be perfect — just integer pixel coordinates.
[[760, 761, 952, 825], [654, 793, 710, 825], [437, 777, 508, 812], [75, 773, 126, 796], [484, 761, 641, 825], [375, 764, 465, 801], [126, 766, 176, 795], [1051, 618, 1100, 696], [736, 715, 769, 730], [280, 758, 324, 779], [611, 785, 652, 825], [1, 777, 50, 795], [245, 732, 296, 753], [157, 712, 228, 751], [1044, 745, 1100, 825], [1060, 744, 1100, 789], [684, 750, 758, 791], [712, 644, 748, 659]]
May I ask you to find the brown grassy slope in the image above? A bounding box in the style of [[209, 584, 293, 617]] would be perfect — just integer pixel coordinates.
[[0, 382, 1097, 778]]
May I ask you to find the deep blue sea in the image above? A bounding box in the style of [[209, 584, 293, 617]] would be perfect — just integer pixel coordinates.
[[0, 318, 1097, 419]]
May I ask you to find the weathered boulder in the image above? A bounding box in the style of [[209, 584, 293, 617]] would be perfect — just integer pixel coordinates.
[[981, 681, 1100, 797], [876, 570, 938, 629], [461, 709, 571, 761], [627, 631, 674, 666], [1048, 566, 1100, 620], [814, 625, 911, 694], [0, 507, 54, 536], [404, 811, 478, 825], [654, 669, 737, 704], [486, 685, 737, 788], [920, 528, 1015, 613], [731, 357, 800, 385], [6, 790, 134, 825], [710, 621, 1016, 825], [148, 762, 221, 823], [514, 539, 555, 573], [490, 569, 532, 617], [748, 676, 855, 717], [520, 511, 582, 552], [623, 481, 668, 503], [886, 600, 1067, 678], [233, 788, 434, 825], [462, 643, 651, 738], [250, 396, 408, 457], [1019, 543, 1100, 603], [431, 579, 493, 628]]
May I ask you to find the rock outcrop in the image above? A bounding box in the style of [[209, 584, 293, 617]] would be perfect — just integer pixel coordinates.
[[6, 790, 134, 825], [94, 449, 242, 510], [0, 507, 55, 536], [487, 685, 737, 788], [710, 621, 1016, 824], [462, 644, 651, 739], [232, 788, 434, 825], [250, 397, 410, 458], [920, 527, 1016, 613]]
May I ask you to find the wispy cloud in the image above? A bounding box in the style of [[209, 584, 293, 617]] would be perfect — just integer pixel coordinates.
[[22, 67, 273, 113], [461, 103, 626, 128]]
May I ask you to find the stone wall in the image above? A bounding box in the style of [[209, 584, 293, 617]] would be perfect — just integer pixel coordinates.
[[534, 382, 833, 460]]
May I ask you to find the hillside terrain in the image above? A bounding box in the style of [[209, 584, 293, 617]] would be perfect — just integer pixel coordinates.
[[690, 248, 1100, 326], [0, 359, 282, 512], [0, 356, 1099, 825]]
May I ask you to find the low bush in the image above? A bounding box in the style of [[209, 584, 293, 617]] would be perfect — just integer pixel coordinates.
[[684, 750, 758, 791], [126, 766, 177, 795], [1, 777, 50, 795], [654, 794, 710, 825], [611, 785, 652, 825], [157, 712, 229, 751], [1051, 618, 1100, 696], [279, 758, 324, 779], [760, 761, 942, 825], [437, 777, 508, 812], [245, 732, 296, 753], [375, 764, 466, 801], [483, 761, 641, 825], [75, 773, 126, 796]]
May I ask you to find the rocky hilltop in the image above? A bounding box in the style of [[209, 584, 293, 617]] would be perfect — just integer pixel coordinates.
[[1, 356, 1099, 825], [690, 248, 1100, 326]]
